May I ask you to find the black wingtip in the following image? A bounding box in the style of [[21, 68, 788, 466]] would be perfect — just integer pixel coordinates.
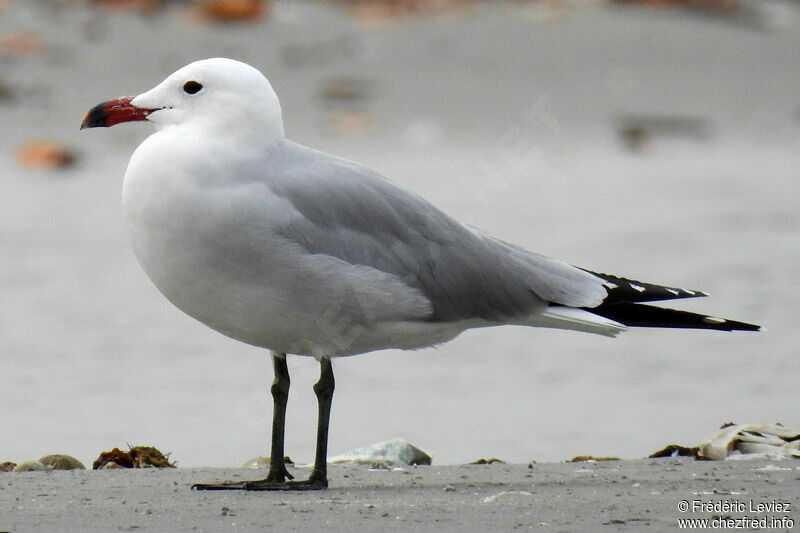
[[699, 315, 761, 332], [587, 302, 760, 332], [581, 269, 709, 305]]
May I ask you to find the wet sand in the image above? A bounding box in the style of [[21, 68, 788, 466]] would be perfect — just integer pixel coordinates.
[[2, 459, 798, 532]]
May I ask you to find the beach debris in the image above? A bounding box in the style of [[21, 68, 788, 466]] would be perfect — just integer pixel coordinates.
[[240, 455, 293, 469], [468, 457, 505, 465], [569, 456, 620, 462], [483, 490, 532, 503], [15, 139, 76, 170], [0, 462, 17, 472], [14, 460, 46, 471], [328, 438, 432, 466], [752, 464, 792, 471], [368, 460, 391, 470], [698, 422, 800, 460], [93, 448, 134, 469], [130, 446, 176, 468], [648, 444, 700, 459], [617, 114, 711, 151], [0, 30, 43, 57], [93, 446, 176, 469], [197, 0, 268, 22], [240, 456, 267, 469], [39, 455, 86, 470], [649, 423, 800, 461]]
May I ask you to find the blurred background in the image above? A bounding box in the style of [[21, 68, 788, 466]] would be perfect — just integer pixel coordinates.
[[1, 0, 798, 468]]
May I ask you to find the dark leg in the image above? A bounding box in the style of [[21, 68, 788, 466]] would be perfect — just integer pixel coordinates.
[[307, 357, 334, 486], [245, 357, 333, 490], [193, 355, 335, 491], [264, 353, 293, 482]]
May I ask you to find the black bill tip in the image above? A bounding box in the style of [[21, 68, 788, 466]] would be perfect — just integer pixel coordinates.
[[80, 97, 154, 130], [80, 100, 110, 130]]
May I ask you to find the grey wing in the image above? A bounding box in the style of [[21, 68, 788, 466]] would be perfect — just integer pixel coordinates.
[[267, 141, 607, 323]]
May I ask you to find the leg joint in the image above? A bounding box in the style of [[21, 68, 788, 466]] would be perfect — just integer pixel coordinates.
[[271, 378, 290, 399], [313, 378, 334, 399], [313, 358, 334, 399]]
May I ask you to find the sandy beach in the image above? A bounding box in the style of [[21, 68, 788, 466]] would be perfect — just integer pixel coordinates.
[[2, 459, 798, 532]]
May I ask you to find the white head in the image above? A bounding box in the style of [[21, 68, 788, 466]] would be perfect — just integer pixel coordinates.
[[82, 58, 285, 143]]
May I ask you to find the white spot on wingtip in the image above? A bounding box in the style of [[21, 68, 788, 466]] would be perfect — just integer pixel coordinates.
[[629, 283, 646, 292], [603, 282, 618, 290], [703, 316, 726, 324], [665, 289, 679, 296], [682, 289, 695, 295]]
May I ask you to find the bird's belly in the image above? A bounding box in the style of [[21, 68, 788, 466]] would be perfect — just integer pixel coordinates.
[[122, 180, 440, 356], [128, 231, 462, 356]]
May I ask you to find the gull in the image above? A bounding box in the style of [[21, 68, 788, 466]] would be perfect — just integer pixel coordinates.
[[81, 58, 759, 490]]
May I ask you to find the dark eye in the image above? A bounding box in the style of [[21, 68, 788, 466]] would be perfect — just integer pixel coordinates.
[[183, 81, 203, 95]]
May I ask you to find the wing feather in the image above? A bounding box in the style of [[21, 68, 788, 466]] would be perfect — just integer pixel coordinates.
[[265, 141, 606, 323]]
